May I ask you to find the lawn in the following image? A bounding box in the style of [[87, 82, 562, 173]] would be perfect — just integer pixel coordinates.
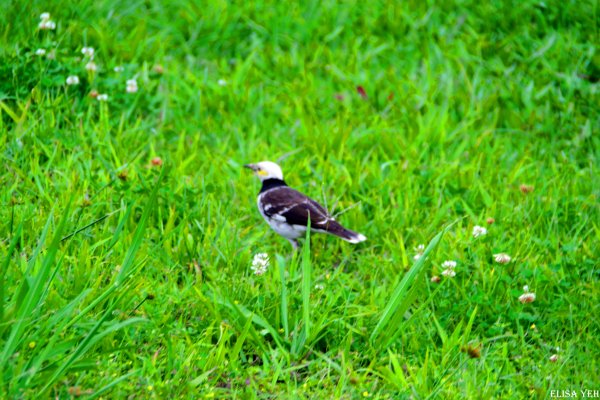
[[0, 0, 598, 398]]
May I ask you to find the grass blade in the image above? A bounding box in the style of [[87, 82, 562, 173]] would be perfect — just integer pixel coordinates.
[[277, 255, 289, 337], [301, 220, 312, 346], [0, 223, 21, 325], [116, 166, 166, 284], [370, 221, 457, 343], [0, 200, 71, 367]]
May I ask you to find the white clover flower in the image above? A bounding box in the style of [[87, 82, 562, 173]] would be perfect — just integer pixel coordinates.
[[251, 253, 269, 275], [441, 268, 456, 278], [218, 79, 227, 86], [96, 94, 108, 102], [35, 48, 46, 56], [66, 75, 80, 85], [81, 47, 94, 57], [39, 17, 56, 30], [114, 65, 124, 73], [413, 244, 425, 261], [85, 61, 97, 72], [472, 225, 487, 238], [519, 292, 536, 303], [314, 283, 324, 290], [442, 260, 457, 269], [493, 253, 511, 264], [518, 285, 536, 303], [126, 79, 138, 93], [549, 354, 558, 362]]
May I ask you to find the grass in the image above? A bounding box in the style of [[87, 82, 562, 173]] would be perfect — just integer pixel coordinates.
[[0, 0, 598, 398]]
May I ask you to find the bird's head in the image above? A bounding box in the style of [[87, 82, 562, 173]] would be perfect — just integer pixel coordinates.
[[244, 161, 283, 181]]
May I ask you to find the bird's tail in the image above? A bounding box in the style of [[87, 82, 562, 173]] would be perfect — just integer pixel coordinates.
[[323, 221, 367, 244]]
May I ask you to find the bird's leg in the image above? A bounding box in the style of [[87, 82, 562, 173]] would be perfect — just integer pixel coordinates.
[[287, 238, 299, 251]]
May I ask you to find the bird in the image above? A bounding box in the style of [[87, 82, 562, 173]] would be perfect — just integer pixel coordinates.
[[244, 160, 367, 249]]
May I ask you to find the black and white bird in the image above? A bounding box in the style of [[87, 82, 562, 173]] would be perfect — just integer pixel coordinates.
[[244, 161, 367, 249]]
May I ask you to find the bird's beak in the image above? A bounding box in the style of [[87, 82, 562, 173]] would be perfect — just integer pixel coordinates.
[[244, 164, 258, 171]]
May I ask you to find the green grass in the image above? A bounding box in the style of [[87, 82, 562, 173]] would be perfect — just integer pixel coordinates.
[[1, 0, 598, 398]]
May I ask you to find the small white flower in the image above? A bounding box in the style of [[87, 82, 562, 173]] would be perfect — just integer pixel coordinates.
[[81, 47, 94, 57], [85, 61, 97, 72], [441, 268, 456, 278], [35, 48, 46, 56], [518, 292, 536, 304], [96, 94, 108, 102], [523, 285, 529, 293], [40, 12, 50, 21], [413, 244, 425, 261], [493, 253, 511, 264], [38, 20, 56, 30], [549, 354, 558, 362], [314, 283, 324, 290], [442, 260, 457, 269], [66, 75, 80, 85], [114, 65, 124, 73], [126, 79, 138, 93], [251, 253, 269, 276], [218, 79, 227, 86], [472, 225, 487, 238]]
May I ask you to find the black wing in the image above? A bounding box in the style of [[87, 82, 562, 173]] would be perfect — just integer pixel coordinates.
[[261, 187, 333, 230]]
